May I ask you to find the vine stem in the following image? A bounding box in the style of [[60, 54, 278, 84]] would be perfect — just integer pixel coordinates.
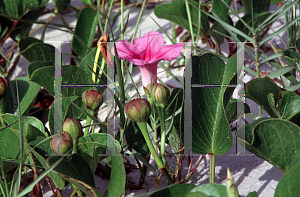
[[209, 153, 215, 183], [253, 34, 262, 117], [157, 106, 167, 166], [136, 121, 174, 184]]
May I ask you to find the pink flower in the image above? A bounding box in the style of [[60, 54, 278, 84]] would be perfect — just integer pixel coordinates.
[[113, 31, 184, 87]]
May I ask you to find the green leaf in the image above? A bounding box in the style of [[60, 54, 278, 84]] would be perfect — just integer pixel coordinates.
[[266, 66, 294, 79], [103, 148, 126, 197], [274, 164, 300, 196], [277, 91, 300, 120], [245, 77, 282, 117], [77, 133, 125, 197], [125, 120, 149, 157], [0, 128, 22, 160], [212, 0, 232, 18], [11, 77, 41, 116], [207, 21, 227, 46], [149, 184, 196, 197], [53, 0, 70, 12], [188, 54, 236, 155], [2, 0, 18, 17], [185, 192, 209, 197], [78, 47, 103, 77], [72, 7, 97, 58], [271, 0, 282, 5], [19, 38, 55, 62], [241, 0, 270, 14], [27, 61, 53, 78], [10, 7, 45, 41], [187, 183, 227, 197], [154, 0, 209, 37], [47, 154, 102, 197], [240, 118, 300, 173], [3, 113, 47, 142], [30, 66, 54, 96], [225, 99, 250, 124], [62, 65, 94, 86], [247, 191, 258, 197], [281, 50, 300, 71], [267, 93, 280, 118]]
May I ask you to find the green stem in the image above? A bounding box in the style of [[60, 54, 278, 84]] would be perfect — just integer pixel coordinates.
[[209, 153, 215, 183], [131, 0, 148, 42], [253, 34, 262, 117], [157, 106, 167, 166], [0, 99, 6, 127], [84, 117, 92, 136], [24, 166, 28, 197], [185, 0, 196, 54], [72, 138, 78, 154], [136, 121, 173, 184], [84, 109, 96, 136]]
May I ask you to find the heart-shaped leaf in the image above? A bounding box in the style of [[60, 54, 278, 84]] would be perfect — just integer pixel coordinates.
[[3, 114, 47, 143], [276, 91, 300, 120], [27, 61, 54, 78], [281, 50, 300, 72], [10, 77, 41, 116], [30, 66, 54, 96], [149, 184, 196, 197], [187, 54, 236, 155], [187, 183, 227, 197], [47, 154, 101, 197], [239, 118, 300, 173], [245, 77, 282, 117], [78, 134, 125, 197], [19, 38, 55, 63], [274, 164, 300, 196]]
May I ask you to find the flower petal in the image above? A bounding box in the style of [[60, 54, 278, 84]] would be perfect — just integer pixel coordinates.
[[154, 43, 184, 61], [133, 31, 164, 62], [138, 63, 158, 87], [113, 40, 143, 60]]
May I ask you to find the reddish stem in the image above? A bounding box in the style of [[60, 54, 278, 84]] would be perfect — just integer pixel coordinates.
[[0, 20, 18, 46], [46, 175, 57, 197]]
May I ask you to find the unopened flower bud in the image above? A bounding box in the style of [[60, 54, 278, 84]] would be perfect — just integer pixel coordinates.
[[50, 131, 73, 155], [82, 90, 103, 111], [125, 98, 151, 122], [151, 83, 170, 108], [63, 117, 83, 140], [227, 168, 239, 197], [143, 84, 152, 99], [0, 77, 8, 99]]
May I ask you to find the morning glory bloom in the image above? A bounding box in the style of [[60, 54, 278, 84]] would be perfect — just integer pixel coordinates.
[[113, 31, 184, 87]]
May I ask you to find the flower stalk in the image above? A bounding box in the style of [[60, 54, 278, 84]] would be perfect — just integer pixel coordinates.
[[136, 121, 173, 184]]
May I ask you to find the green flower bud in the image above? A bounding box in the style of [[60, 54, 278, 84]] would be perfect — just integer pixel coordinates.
[[151, 83, 170, 108], [125, 98, 151, 122], [0, 77, 8, 99], [50, 131, 73, 155], [227, 168, 239, 197], [63, 117, 83, 140], [82, 90, 103, 111], [143, 84, 153, 99]]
